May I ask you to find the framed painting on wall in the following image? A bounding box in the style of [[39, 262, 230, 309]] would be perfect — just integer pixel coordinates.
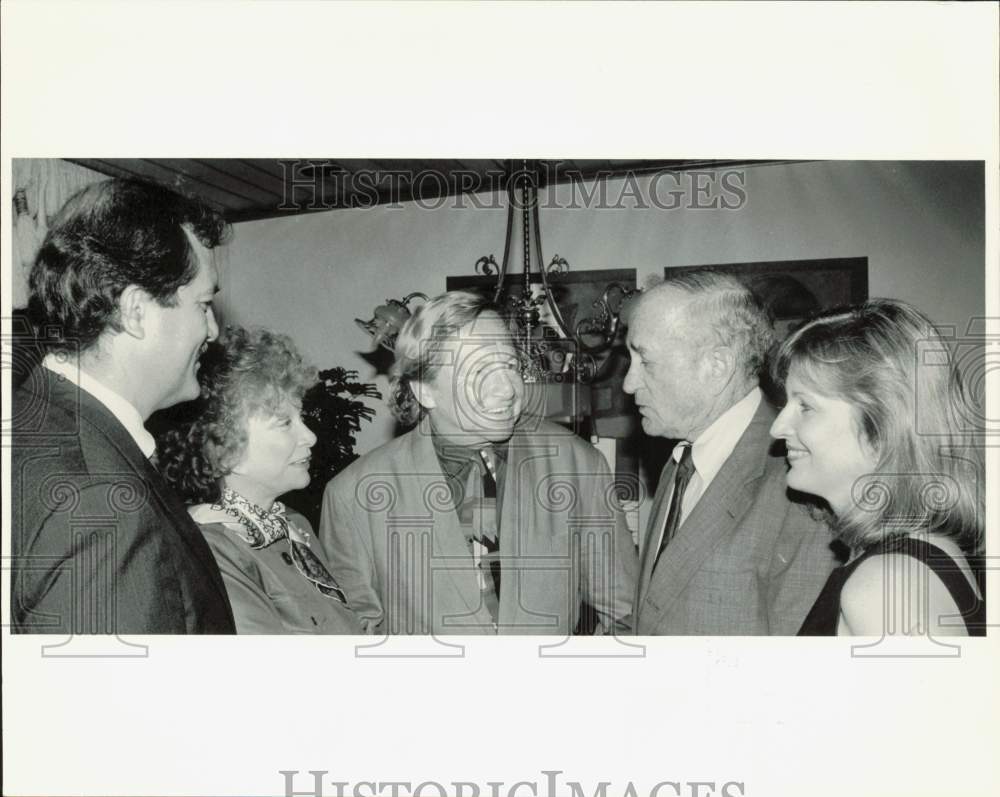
[[666, 256, 869, 339]]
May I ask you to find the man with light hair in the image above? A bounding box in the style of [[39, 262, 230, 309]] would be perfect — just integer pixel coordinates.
[[624, 270, 836, 634], [320, 291, 637, 635]]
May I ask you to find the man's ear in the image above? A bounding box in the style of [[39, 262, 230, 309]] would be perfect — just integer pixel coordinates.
[[410, 379, 437, 410], [706, 345, 738, 393], [117, 285, 149, 339]]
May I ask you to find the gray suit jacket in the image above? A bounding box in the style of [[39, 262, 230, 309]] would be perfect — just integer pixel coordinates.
[[319, 417, 638, 635], [193, 508, 363, 635], [634, 400, 836, 635]]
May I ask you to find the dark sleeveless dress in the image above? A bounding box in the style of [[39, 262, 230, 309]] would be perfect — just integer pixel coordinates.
[[799, 536, 985, 636]]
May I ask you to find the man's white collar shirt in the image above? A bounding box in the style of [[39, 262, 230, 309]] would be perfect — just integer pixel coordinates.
[[652, 386, 763, 555], [43, 353, 157, 459]]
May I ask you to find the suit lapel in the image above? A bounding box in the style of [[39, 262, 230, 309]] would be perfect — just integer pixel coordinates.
[[406, 426, 485, 619], [494, 429, 541, 626], [495, 424, 568, 632], [498, 425, 546, 558], [636, 457, 676, 606], [642, 402, 774, 624], [45, 370, 232, 610]]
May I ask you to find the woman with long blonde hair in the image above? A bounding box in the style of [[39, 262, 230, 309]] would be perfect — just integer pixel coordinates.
[[770, 299, 984, 636]]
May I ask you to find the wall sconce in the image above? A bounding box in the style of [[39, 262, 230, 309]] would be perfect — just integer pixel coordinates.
[[354, 293, 428, 351]]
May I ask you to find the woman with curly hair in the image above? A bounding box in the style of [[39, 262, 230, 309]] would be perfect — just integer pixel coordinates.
[[769, 299, 984, 636], [157, 326, 363, 634]]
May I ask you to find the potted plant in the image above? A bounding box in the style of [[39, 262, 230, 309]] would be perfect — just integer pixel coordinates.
[[281, 367, 380, 528]]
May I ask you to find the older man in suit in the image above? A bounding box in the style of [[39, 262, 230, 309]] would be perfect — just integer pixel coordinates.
[[320, 291, 637, 635], [625, 270, 836, 635], [10, 179, 236, 634]]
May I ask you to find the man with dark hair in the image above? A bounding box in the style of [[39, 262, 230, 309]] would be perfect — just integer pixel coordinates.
[[625, 271, 836, 634], [10, 178, 236, 634]]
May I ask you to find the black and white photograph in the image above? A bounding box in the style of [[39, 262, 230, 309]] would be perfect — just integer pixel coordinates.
[[2, 3, 998, 797]]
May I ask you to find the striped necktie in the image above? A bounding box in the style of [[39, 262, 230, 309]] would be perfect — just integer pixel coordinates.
[[456, 449, 501, 629], [653, 443, 695, 570]]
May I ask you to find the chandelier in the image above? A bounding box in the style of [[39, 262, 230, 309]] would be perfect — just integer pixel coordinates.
[[472, 159, 635, 383], [355, 160, 636, 382]]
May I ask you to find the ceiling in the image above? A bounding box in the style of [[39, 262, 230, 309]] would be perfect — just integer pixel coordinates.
[[67, 158, 777, 223]]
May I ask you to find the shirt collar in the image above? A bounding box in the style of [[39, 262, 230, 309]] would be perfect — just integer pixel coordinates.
[[432, 434, 509, 483], [43, 353, 157, 459], [190, 503, 311, 545], [673, 386, 762, 485]]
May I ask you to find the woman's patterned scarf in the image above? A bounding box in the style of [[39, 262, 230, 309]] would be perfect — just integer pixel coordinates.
[[213, 488, 348, 605]]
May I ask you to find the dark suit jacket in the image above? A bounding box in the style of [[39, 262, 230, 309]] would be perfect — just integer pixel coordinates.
[[319, 417, 638, 635], [634, 400, 836, 635], [9, 368, 235, 634]]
